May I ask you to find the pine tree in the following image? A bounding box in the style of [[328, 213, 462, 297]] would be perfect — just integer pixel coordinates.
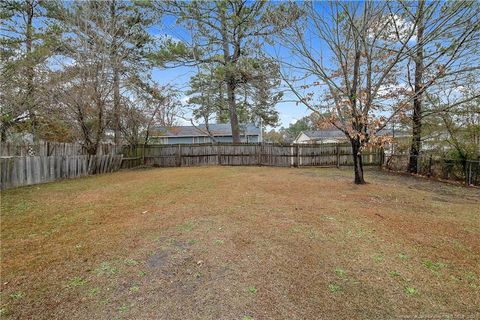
[[153, 0, 295, 142], [0, 0, 62, 142]]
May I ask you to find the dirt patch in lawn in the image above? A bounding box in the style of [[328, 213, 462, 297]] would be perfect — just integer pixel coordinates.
[[1, 166, 479, 319], [146, 251, 170, 268]]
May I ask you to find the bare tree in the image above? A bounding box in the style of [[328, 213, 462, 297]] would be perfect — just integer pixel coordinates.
[[51, 64, 113, 154], [402, 0, 480, 173], [276, 2, 417, 184], [47, 1, 114, 155], [424, 72, 480, 163], [120, 82, 181, 146]]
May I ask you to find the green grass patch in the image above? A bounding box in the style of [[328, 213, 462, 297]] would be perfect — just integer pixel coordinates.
[[177, 220, 195, 232], [95, 262, 119, 276], [423, 260, 447, 272], [328, 283, 340, 293], [118, 304, 129, 313], [124, 258, 139, 266], [465, 272, 478, 289], [130, 286, 140, 293], [68, 276, 86, 288], [398, 253, 409, 260], [405, 287, 418, 295], [389, 271, 401, 278], [87, 288, 100, 297], [334, 268, 346, 278], [0, 307, 9, 317], [247, 286, 257, 294], [10, 292, 24, 300]]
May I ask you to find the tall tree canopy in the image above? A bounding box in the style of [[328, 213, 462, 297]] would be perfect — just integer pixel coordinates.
[[0, 0, 62, 142], [1, 0, 174, 150], [186, 57, 282, 128], [153, 0, 296, 142]]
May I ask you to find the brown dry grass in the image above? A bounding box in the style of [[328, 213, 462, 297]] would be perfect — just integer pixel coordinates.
[[1, 166, 479, 319]]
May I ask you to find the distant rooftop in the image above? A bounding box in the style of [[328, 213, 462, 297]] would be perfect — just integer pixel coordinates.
[[150, 123, 261, 137], [303, 128, 409, 139]]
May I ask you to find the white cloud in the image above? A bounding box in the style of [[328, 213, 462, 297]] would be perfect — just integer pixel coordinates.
[[180, 95, 190, 104], [176, 117, 191, 126], [369, 14, 416, 44]]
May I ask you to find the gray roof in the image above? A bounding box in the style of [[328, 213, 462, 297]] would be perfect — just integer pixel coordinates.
[[303, 128, 409, 139], [151, 123, 261, 137]]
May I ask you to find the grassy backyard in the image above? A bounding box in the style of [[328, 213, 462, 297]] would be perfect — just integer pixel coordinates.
[[1, 166, 479, 319]]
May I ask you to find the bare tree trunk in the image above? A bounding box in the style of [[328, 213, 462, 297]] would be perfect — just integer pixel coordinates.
[[226, 79, 240, 143], [349, 42, 364, 184], [85, 144, 97, 156], [110, 0, 121, 145], [408, 0, 425, 174], [351, 139, 366, 184], [26, 0, 37, 143], [142, 130, 149, 165], [219, 3, 241, 143], [113, 67, 121, 144]]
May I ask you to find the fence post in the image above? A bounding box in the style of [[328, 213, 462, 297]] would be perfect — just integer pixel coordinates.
[[176, 145, 182, 167], [217, 143, 221, 165], [296, 145, 300, 167], [336, 144, 340, 168], [428, 155, 433, 177], [379, 147, 384, 168], [256, 144, 260, 166], [465, 161, 470, 185]]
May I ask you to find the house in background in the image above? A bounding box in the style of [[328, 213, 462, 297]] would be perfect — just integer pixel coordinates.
[[149, 123, 262, 144], [294, 129, 348, 144], [294, 128, 410, 144]]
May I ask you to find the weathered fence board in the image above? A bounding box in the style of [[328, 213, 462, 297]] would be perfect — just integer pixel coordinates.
[[132, 143, 384, 168], [0, 155, 123, 190]]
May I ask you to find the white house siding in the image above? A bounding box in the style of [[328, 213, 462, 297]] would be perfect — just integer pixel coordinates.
[[323, 138, 343, 144], [294, 133, 312, 144]]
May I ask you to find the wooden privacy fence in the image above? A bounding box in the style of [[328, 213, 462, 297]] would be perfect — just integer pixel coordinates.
[[125, 143, 384, 168], [1, 143, 383, 189], [119, 145, 144, 169], [386, 154, 480, 186], [0, 155, 123, 189]]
